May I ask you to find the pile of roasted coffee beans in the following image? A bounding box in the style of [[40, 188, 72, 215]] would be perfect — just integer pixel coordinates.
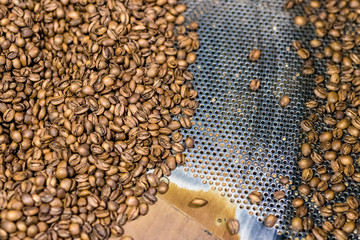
[[285, 0, 360, 239], [0, 0, 199, 239]]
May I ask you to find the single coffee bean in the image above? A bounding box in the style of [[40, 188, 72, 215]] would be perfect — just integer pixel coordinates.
[[324, 190, 335, 201], [274, 190, 285, 200], [346, 196, 359, 209], [310, 39, 322, 48], [226, 218, 240, 235], [184, 136, 195, 148], [302, 168, 313, 181], [342, 222, 355, 234], [189, 198, 208, 208], [250, 79, 260, 91], [333, 229, 348, 240], [305, 233, 315, 240], [249, 49, 261, 61], [345, 209, 359, 221], [279, 176, 289, 185], [312, 192, 325, 207], [293, 40, 302, 50], [331, 183, 346, 192], [309, 177, 320, 188], [263, 214, 277, 228], [292, 198, 304, 207], [322, 221, 334, 233], [298, 184, 311, 195], [319, 206, 333, 217], [298, 158, 314, 169], [279, 94, 290, 108], [312, 227, 327, 240], [303, 217, 314, 231], [296, 206, 308, 218], [157, 182, 169, 194], [333, 214, 346, 229], [248, 191, 263, 203], [291, 217, 303, 231], [298, 48, 310, 59]]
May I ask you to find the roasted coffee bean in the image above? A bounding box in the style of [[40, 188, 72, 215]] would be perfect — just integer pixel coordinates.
[[301, 143, 312, 156], [279, 94, 291, 108], [189, 198, 208, 208], [309, 177, 320, 188], [250, 79, 261, 91], [302, 168, 314, 181], [346, 209, 359, 221], [310, 39, 322, 48], [227, 218, 240, 235], [322, 221, 334, 233], [312, 227, 327, 240], [298, 184, 311, 195], [293, 40, 303, 50], [298, 158, 314, 169], [319, 206, 333, 217], [334, 214, 346, 229], [249, 49, 261, 61], [346, 196, 359, 209], [292, 198, 304, 207], [303, 217, 314, 231], [312, 192, 325, 207], [342, 222, 355, 234], [296, 206, 308, 218], [120, 236, 134, 240], [305, 233, 315, 240], [298, 48, 310, 59], [0, 0, 199, 238], [274, 191, 285, 200], [263, 214, 277, 228], [291, 217, 303, 231], [279, 176, 290, 185], [333, 229, 348, 240], [295, 16, 307, 26], [248, 191, 263, 203]]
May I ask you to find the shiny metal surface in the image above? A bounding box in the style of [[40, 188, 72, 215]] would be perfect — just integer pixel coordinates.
[[168, 0, 358, 239]]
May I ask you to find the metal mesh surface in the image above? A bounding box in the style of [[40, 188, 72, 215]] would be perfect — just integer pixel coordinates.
[[170, 0, 360, 239]]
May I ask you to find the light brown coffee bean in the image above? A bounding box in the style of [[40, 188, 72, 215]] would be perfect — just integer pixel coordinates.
[[189, 198, 208, 208], [263, 214, 277, 228], [291, 217, 303, 231], [298, 48, 310, 59], [279, 94, 290, 108], [250, 79, 260, 91], [227, 218, 240, 235], [295, 16, 307, 26], [274, 191, 285, 199], [292, 198, 304, 207], [279, 176, 289, 185]]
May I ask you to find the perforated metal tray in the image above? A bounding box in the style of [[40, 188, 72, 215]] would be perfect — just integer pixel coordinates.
[[170, 0, 359, 239]]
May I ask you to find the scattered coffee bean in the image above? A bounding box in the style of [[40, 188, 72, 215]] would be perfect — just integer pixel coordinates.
[[226, 218, 240, 235], [249, 49, 261, 61], [279, 94, 291, 108], [248, 191, 263, 203], [250, 79, 261, 91], [264, 214, 277, 228], [189, 198, 208, 208], [274, 191, 285, 199]]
